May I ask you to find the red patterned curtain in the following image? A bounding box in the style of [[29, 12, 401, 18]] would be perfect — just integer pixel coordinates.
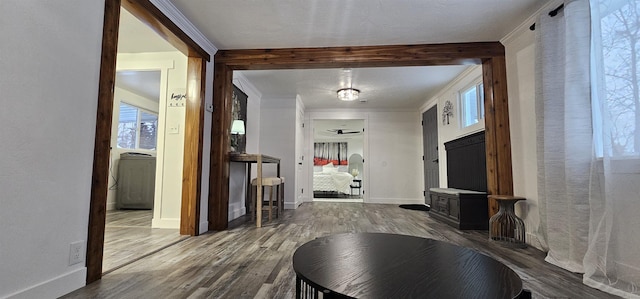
[[313, 142, 348, 165]]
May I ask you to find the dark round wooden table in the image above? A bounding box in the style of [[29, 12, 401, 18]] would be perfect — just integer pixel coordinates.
[[292, 233, 527, 299]]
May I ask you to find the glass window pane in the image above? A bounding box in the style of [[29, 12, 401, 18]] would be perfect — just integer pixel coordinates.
[[463, 87, 478, 127], [139, 111, 158, 150], [117, 103, 137, 149], [599, 1, 639, 156]]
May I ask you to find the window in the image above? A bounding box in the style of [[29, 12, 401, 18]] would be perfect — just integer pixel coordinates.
[[459, 82, 484, 128], [593, 0, 640, 157], [117, 103, 158, 150]]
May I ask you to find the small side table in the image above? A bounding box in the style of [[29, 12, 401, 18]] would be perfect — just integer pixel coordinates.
[[350, 179, 362, 196], [488, 195, 526, 248]]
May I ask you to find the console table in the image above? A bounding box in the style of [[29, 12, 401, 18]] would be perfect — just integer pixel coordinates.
[[229, 153, 280, 228], [292, 233, 528, 298], [429, 188, 488, 230]]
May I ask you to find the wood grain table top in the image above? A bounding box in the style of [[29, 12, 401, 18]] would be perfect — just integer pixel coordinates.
[[293, 233, 524, 299], [229, 153, 280, 163]]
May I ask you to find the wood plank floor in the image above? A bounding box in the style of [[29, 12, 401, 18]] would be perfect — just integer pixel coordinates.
[[103, 210, 187, 273], [65, 203, 619, 299]]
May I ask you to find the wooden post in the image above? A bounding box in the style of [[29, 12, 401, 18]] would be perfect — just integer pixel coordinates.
[[482, 56, 514, 217]]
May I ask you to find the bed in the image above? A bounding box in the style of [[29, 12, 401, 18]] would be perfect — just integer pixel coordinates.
[[313, 163, 353, 194]]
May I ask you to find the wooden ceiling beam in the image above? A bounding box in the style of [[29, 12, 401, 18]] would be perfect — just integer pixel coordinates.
[[215, 42, 504, 70], [210, 41, 513, 231]]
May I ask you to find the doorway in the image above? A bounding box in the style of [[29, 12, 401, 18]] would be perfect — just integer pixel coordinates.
[[312, 119, 365, 203], [103, 6, 190, 274], [209, 43, 513, 229], [89, 0, 209, 283], [422, 105, 439, 206]]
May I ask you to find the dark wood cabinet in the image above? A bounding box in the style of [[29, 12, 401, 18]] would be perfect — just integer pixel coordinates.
[[429, 188, 488, 230]]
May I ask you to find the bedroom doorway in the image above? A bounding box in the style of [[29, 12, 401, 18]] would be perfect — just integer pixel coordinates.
[[312, 119, 365, 202]]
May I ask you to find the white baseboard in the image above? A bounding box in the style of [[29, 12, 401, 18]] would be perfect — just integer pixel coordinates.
[[526, 232, 545, 250], [4, 267, 86, 299], [151, 217, 180, 229], [366, 197, 425, 205], [313, 198, 363, 203], [285, 199, 304, 210], [199, 221, 209, 234], [228, 206, 246, 221]]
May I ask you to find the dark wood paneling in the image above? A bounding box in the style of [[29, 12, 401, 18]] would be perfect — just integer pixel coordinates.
[[87, 0, 121, 284], [209, 63, 233, 231], [215, 42, 505, 70], [445, 131, 487, 192], [120, 0, 210, 61], [181, 57, 205, 236]]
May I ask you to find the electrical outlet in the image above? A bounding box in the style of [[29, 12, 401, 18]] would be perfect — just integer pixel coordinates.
[[69, 241, 84, 266]]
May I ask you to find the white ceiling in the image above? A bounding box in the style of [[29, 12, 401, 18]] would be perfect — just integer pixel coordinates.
[[119, 0, 550, 109], [115, 70, 161, 102], [169, 0, 547, 49], [118, 9, 176, 53]]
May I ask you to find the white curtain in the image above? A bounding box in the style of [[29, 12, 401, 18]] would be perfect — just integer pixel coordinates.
[[536, 0, 640, 297], [535, 0, 592, 273], [583, 0, 640, 297]]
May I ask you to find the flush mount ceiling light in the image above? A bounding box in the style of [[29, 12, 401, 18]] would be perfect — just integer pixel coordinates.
[[337, 88, 360, 101]]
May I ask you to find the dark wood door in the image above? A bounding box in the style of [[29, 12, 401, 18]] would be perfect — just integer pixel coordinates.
[[423, 105, 439, 205]]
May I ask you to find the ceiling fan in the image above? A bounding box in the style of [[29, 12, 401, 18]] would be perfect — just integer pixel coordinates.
[[327, 128, 362, 135]]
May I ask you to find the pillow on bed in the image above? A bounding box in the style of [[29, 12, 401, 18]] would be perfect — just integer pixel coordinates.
[[322, 163, 338, 173], [314, 166, 323, 172], [338, 166, 349, 172]]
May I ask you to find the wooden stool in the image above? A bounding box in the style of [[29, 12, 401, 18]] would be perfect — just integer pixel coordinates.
[[488, 195, 526, 248], [278, 177, 285, 218], [250, 177, 282, 222]]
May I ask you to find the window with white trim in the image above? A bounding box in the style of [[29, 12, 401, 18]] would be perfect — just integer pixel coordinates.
[[117, 103, 158, 150], [459, 82, 485, 128]]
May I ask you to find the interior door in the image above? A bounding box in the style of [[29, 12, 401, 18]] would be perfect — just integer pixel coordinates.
[[422, 105, 439, 206], [294, 106, 305, 205]]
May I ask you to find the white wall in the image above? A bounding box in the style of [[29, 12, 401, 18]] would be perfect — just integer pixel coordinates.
[[228, 74, 262, 220], [259, 97, 298, 208], [0, 1, 104, 297], [367, 111, 423, 204], [502, 14, 543, 249], [0, 1, 218, 297]]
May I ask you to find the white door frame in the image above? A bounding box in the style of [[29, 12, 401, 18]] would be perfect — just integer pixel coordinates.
[[305, 111, 369, 203]]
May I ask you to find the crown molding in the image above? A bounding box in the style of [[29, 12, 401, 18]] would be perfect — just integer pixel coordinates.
[[233, 73, 263, 99], [150, 0, 218, 55], [501, 0, 564, 45]]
